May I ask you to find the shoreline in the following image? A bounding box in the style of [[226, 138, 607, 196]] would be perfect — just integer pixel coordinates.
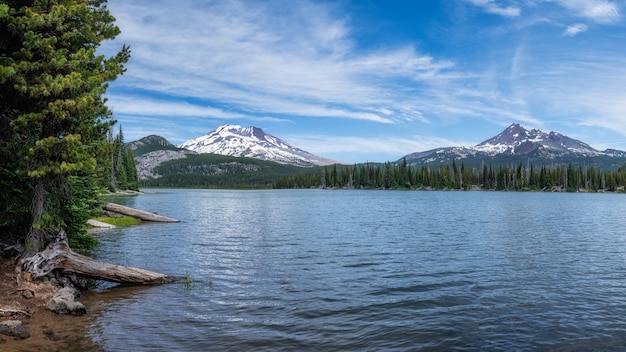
[[0, 198, 175, 350], [0, 258, 102, 351]]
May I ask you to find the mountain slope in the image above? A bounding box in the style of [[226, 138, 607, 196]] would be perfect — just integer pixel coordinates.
[[140, 153, 316, 189], [402, 124, 626, 169], [473, 123, 599, 156], [127, 135, 196, 180], [127, 135, 184, 156], [127, 133, 321, 186], [178, 125, 336, 167]]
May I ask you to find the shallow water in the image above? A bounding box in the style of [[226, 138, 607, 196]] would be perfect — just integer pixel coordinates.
[[87, 189, 626, 351]]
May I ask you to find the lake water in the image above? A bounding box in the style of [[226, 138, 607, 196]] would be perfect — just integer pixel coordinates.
[[85, 189, 626, 351]]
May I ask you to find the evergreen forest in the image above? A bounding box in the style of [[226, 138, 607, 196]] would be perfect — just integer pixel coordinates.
[[273, 159, 626, 192], [139, 153, 314, 189]]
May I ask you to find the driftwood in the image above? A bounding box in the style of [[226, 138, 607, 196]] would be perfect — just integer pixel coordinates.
[[103, 203, 180, 223], [0, 306, 32, 318], [19, 230, 176, 285]]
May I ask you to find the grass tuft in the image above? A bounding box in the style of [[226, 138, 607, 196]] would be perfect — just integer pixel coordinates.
[[93, 216, 142, 227]]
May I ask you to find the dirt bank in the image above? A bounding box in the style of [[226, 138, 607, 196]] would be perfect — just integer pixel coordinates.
[[0, 258, 102, 351]]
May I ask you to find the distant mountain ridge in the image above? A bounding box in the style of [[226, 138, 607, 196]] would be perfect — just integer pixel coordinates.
[[126, 126, 336, 183], [402, 123, 626, 169], [127, 135, 184, 156], [178, 125, 336, 167], [128, 123, 626, 185], [475, 123, 600, 156]]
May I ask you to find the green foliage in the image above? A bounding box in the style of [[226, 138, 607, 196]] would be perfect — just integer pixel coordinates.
[[0, 0, 127, 253], [107, 126, 139, 191], [62, 176, 101, 250], [0, 167, 31, 241], [0, 4, 8, 17], [68, 232, 99, 253], [131, 144, 180, 157]]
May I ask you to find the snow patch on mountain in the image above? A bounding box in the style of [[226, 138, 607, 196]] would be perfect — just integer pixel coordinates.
[[403, 123, 624, 166], [178, 125, 337, 167], [474, 123, 600, 156]]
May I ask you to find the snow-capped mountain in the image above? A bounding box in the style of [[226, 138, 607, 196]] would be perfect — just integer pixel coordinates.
[[474, 123, 599, 156], [402, 123, 626, 169], [178, 125, 336, 167]]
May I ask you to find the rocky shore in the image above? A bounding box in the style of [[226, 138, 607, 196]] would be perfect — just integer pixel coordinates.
[[0, 201, 177, 350], [0, 258, 102, 351]]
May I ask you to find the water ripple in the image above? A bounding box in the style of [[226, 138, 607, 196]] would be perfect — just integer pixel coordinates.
[[90, 190, 626, 351]]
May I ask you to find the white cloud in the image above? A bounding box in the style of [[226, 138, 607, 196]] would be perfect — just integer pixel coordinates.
[[105, 0, 456, 126], [104, 0, 572, 137], [554, 0, 621, 24], [104, 0, 542, 132], [564, 23, 588, 35], [465, 0, 522, 18], [506, 41, 626, 141], [284, 133, 474, 161], [107, 95, 286, 122], [101, 0, 626, 156]]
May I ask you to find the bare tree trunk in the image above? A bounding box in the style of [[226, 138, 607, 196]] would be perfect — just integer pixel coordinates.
[[23, 180, 46, 258], [103, 202, 179, 222], [19, 230, 176, 285]]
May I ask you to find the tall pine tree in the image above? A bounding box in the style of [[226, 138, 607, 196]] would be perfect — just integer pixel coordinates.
[[0, 0, 129, 255]]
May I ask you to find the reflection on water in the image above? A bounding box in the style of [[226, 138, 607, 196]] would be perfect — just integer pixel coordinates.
[[87, 190, 626, 351]]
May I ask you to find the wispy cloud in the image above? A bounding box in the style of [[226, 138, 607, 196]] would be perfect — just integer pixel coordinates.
[[564, 23, 588, 35], [101, 0, 626, 161], [104, 0, 543, 134], [285, 133, 476, 162], [465, 0, 522, 18], [105, 0, 457, 127], [456, 0, 626, 136], [506, 41, 626, 140], [555, 0, 621, 24]]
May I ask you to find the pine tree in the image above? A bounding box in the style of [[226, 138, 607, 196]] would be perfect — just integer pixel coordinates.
[[0, 0, 129, 254]]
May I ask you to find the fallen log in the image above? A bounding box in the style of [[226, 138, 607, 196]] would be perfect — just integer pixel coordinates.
[[19, 230, 176, 285], [103, 202, 180, 223]]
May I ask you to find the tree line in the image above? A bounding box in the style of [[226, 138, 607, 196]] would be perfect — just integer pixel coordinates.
[[274, 159, 626, 192]]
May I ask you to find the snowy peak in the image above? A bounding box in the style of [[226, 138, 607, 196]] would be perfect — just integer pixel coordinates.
[[475, 123, 599, 156], [178, 125, 336, 167], [402, 123, 626, 169]]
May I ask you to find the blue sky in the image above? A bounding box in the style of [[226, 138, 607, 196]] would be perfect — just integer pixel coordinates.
[[101, 0, 626, 163]]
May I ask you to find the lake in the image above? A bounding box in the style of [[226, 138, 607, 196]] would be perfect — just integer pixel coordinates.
[[84, 189, 626, 351]]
